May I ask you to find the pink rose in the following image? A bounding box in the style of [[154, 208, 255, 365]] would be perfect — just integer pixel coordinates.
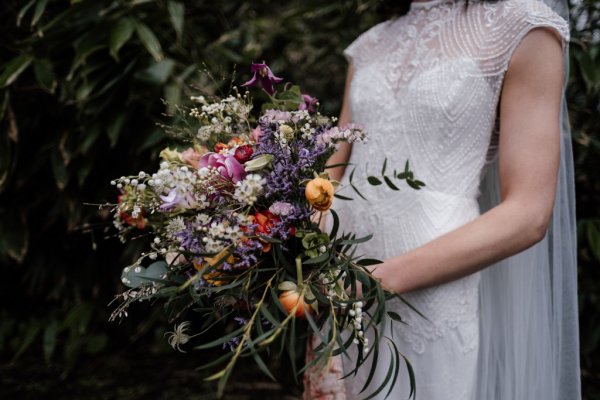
[[199, 152, 246, 183], [181, 148, 201, 169]]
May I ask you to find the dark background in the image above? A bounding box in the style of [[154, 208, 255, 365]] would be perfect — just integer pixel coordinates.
[[0, 0, 598, 399]]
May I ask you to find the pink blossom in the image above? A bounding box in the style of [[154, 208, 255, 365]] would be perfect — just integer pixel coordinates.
[[299, 94, 318, 113], [181, 148, 201, 169], [251, 126, 262, 142], [199, 152, 246, 183]]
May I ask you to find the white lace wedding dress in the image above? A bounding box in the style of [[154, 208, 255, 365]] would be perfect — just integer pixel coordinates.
[[330, 0, 569, 398]]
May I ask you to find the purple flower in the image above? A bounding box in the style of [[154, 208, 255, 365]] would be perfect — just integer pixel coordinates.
[[159, 189, 197, 210], [262, 109, 291, 123], [269, 201, 295, 217], [241, 63, 283, 95], [199, 152, 246, 183], [299, 94, 318, 113]]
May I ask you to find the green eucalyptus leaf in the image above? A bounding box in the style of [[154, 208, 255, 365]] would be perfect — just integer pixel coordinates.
[[278, 281, 297, 291], [383, 176, 400, 190]]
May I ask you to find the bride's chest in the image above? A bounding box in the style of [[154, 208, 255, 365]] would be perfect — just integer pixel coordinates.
[[350, 55, 500, 127]]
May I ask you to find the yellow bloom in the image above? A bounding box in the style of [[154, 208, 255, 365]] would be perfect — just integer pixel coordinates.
[[305, 177, 334, 211], [279, 124, 295, 141]]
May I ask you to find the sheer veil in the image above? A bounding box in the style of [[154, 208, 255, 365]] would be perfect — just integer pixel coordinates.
[[476, 0, 581, 398]]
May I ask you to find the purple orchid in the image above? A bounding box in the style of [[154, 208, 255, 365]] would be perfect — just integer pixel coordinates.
[[299, 94, 318, 113], [199, 152, 246, 183], [241, 63, 283, 95]]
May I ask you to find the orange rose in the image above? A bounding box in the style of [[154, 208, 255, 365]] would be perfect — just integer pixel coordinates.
[[305, 177, 334, 211]]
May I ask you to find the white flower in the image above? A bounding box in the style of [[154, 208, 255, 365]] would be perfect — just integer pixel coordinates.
[[165, 321, 192, 353], [165, 217, 186, 238], [233, 174, 266, 206]]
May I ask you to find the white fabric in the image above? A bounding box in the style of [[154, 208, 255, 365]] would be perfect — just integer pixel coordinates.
[[333, 0, 579, 398]]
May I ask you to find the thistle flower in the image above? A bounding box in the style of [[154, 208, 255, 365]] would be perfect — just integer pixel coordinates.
[[165, 321, 192, 353]]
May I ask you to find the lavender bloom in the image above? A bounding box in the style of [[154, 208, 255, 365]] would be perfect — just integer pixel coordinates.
[[199, 152, 246, 183], [299, 94, 318, 113], [241, 63, 284, 95], [254, 119, 329, 203], [269, 201, 295, 217], [262, 109, 292, 123]]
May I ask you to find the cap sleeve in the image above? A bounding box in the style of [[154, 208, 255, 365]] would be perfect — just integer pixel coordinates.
[[498, 0, 570, 74], [343, 21, 389, 68]]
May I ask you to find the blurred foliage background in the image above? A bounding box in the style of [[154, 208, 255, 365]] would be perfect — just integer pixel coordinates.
[[0, 0, 598, 399]]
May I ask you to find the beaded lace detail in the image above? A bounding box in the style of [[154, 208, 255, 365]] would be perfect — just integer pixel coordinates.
[[330, 0, 568, 397]]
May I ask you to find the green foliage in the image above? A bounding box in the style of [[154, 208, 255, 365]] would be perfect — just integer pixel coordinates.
[[569, 1, 600, 396], [0, 0, 599, 397]]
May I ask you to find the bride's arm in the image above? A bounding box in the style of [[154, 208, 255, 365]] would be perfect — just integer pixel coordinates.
[[374, 28, 565, 294], [327, 64, 355, 182]]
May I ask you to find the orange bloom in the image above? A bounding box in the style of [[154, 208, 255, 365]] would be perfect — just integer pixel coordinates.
[[305, 177, 334, 211]]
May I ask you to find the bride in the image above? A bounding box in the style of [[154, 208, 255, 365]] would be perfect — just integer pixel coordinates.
[[303, 0, 581, 399]]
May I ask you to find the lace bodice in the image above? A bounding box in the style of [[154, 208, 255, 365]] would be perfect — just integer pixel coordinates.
[[331, 0, 569, 397]]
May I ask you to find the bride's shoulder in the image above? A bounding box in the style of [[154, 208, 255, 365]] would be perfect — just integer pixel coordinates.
[[468, 0, 568, 34], [461, 0, 569, 74], [343, 20, 392, 65]]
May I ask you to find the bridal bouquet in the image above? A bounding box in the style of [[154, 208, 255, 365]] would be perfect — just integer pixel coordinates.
[[109, 63, 422, 398]]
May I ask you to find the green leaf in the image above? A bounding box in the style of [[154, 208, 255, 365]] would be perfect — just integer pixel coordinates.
[[106, 113, 127, 147], [134, 20, 164, 62], [387, 311, 403, 323], [31, 0, 49, 27], [135, 58, 175, 85], [194, 326, 244, 350], [246, 339, 276, 381], [80, 124, 103, 155], [51, 150, 69, 190], [11, 321, 41, 363], [0, 105, 16, 192], [329, 209, 339, 239], [109, 18, 135, 61], [163, 82, 181, 113], [0, 55, 33, 88], [334, 193, 353, 200], [383, 176, 400, 190], [33, 59, 56, 93], [16, 0, 35, 27], [85, 334, 108, 355], [587, 220, 600, 262], [349, 167, 367, 200], [43, 320, 59, 363], [0, 211, 28, 263], [136, 128, 165, 154], [167, 1, 185, 39], [381, 158, 387, 175]]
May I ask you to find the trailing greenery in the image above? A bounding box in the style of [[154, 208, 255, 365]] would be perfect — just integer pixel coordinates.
[[0, 0, 598, 397]]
